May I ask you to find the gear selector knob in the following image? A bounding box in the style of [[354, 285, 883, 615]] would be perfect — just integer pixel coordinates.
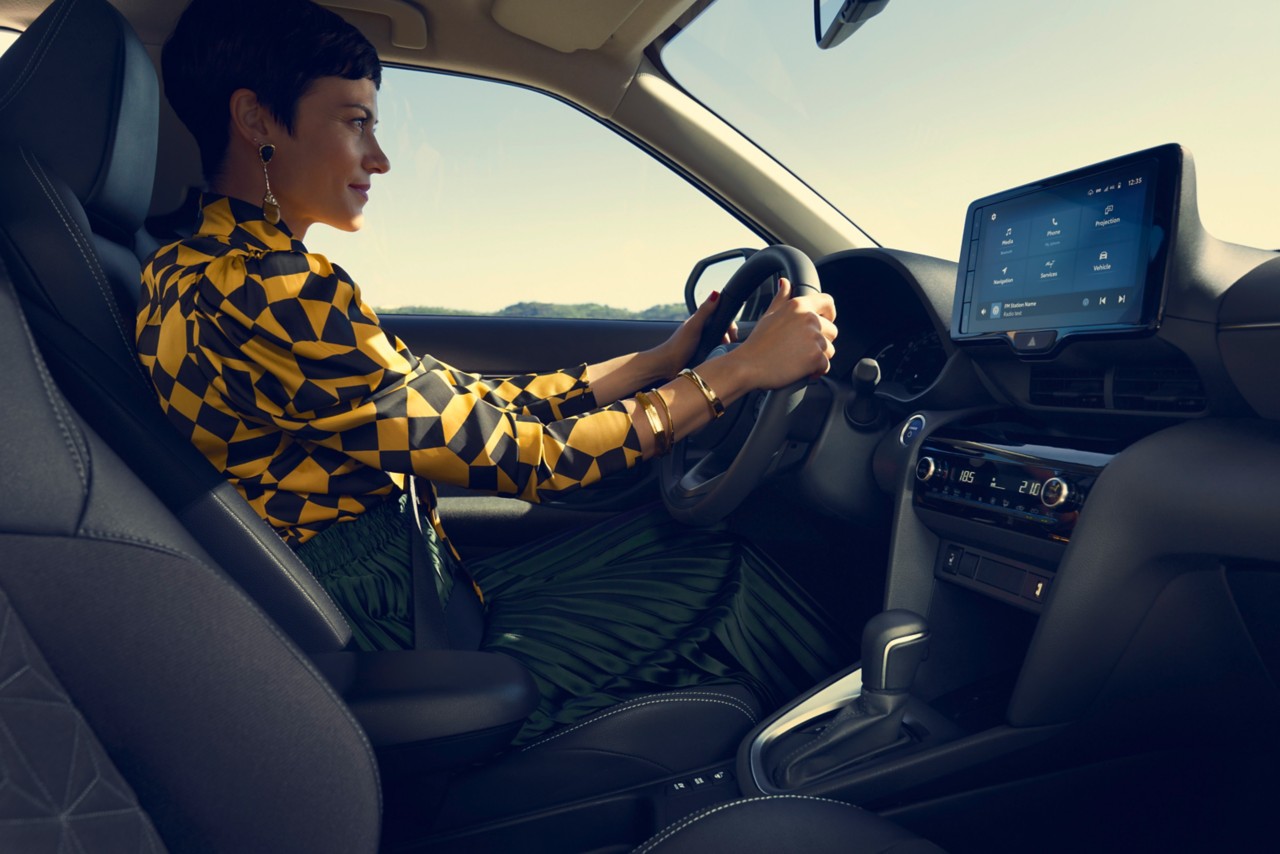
[[861, 609, 930, 693], [771, 609, 930, 789]]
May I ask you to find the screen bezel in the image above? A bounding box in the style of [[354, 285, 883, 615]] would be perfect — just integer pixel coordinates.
[[950, 144, 1182, 353]]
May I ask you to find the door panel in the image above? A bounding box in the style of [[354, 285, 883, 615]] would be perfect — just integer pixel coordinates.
[[382, 314, 678, 374], [383, 314, 680, 553]]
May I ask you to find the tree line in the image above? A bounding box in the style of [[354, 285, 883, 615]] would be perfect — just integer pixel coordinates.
[[377, 301, 688, 321]]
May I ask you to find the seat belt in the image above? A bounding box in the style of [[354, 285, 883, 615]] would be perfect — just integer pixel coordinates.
[[406, 476, 485, 650]]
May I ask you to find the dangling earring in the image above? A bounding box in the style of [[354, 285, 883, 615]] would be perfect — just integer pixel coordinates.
[[258, 143, 281, 225]]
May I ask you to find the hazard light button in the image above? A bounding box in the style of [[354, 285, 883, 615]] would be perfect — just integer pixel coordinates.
[[1011, 330, 1058, 353]]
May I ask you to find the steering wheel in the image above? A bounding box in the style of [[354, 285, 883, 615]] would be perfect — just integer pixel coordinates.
[[660, 245, 822, 525]]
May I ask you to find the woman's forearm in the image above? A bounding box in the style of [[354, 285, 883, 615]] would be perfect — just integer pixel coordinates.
[[585, 348, 673, 405]]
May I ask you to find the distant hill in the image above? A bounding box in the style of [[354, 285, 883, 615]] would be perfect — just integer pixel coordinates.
[[376, 301, 688, 321]]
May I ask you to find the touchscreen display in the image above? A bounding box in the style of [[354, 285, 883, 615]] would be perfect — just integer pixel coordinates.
[[952, 147, 1175, 350]]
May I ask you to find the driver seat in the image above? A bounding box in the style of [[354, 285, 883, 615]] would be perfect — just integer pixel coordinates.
[[0, 246, 946, 852], [0, 0, 769, 814]]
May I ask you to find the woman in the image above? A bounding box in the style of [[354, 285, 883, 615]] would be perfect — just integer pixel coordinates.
[[139, 0, 851, 742]]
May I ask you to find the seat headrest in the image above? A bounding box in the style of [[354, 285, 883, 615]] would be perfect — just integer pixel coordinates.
[[0, 0, 158, 237]]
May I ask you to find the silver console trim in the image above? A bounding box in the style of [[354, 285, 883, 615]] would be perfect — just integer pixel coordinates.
[[748, 667, 863, 795]]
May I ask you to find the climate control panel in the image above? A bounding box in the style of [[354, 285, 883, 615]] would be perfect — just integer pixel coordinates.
[[913, 436, 1112, 542]]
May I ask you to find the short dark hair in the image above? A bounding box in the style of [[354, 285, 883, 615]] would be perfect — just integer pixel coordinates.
[[163, 0, 382, 181]]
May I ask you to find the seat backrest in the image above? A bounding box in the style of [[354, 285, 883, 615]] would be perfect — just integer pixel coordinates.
[[0, 250, 382, 852], [0, 0, 351, 652]]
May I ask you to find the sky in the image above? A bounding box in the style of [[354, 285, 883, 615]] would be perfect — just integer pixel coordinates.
[[306, 70, 760, 312], [663, 0, 1280, 263], [304, 0, 1280, 312], [7, 2, 1276, 313]]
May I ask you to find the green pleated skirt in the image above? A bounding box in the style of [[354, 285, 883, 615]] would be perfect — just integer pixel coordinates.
[[297, 497, 853, 744]]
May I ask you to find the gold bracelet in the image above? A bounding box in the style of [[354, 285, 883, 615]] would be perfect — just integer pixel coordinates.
[[650, 387, 675, 453], [634, 390, 670, 456], [678, 368, 725, 419]]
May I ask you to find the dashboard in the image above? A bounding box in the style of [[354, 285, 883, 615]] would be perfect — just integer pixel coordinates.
[[872, 330, 944, 397], [790, 138, 1280, 735], [751, 144, 1280, 824]]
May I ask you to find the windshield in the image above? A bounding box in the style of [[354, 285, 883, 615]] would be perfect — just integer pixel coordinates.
[[663, 0, 1280, 259]]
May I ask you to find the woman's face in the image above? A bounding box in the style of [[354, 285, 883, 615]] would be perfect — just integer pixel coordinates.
[[267, 76, 390, 236]]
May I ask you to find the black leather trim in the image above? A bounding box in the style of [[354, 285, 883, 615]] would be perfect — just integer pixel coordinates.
[[435, 684, 763, 831], [312, 649, 537, 749], [0, 256, 88, 535], [519, 690, 759, 752], [633, 795, 946, 854]]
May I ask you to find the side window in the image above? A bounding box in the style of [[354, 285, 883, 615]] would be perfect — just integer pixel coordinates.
[[0, 29, 18, 55], [304, 68, 762, 320]]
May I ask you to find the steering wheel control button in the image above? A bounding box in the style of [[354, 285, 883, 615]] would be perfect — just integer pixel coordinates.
[[1011, 330, 1058, 353], [1041, 477, 1071, 509], [900, 414, 927, 446], [915, 456, 937, 482]]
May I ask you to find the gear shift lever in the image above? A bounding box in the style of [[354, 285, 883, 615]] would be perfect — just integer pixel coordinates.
[[774, 610, 930, 788], [861, 609, 930, 693]]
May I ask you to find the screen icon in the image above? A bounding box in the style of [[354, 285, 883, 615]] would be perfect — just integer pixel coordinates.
[[990, 302, 1002, 318]]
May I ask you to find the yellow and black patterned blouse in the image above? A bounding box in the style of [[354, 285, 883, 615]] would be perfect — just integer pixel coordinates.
[[137, 195, 642, 546]]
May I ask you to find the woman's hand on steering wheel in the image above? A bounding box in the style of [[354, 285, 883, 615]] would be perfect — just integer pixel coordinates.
[[647, 290, 738, 379], [659, 246, 837, 526], [722, 277, 837, 392]]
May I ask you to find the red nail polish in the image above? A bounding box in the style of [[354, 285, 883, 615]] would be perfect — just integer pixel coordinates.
[[709, 290, 719, 302]]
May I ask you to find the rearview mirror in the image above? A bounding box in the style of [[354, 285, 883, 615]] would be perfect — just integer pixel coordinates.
[[815, 0, 890, 49]]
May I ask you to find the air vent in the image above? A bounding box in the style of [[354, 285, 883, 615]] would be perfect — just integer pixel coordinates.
[[1029, 368, 1105, 408], [1029, 363, 1207, 412], [1113, 366, 1206, 413]]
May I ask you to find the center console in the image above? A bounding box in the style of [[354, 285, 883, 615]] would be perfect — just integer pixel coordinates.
[[737, 146, 1189, 807], [913, 423, 1116, 611], [920, 145, 1180, 611]]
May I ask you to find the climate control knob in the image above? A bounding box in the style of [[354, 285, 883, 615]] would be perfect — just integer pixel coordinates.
[[915, 456, 938, 482], [1041, 477, 1071, 509]]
